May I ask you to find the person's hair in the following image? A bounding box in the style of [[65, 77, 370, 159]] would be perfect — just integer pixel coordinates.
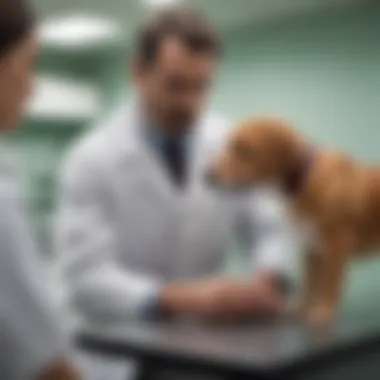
[[0, 0, 34, 57], [134, 8, 221, 66]]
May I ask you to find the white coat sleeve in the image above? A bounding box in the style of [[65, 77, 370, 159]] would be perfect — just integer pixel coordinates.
[[248, 189, 297, 284], [0, 183, 68, 380], [56, 153, 162, 322]]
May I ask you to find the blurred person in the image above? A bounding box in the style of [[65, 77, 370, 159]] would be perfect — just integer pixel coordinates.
[[57, 8, 295, 326], [0, 0, 81, 379]]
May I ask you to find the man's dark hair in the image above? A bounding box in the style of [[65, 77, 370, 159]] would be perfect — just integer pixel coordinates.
[[0, 0, 34, 57], [134, 8, 221, 66]]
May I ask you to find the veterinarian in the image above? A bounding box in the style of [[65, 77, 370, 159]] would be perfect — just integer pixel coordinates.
[[57, 8, 295, 328], [0, 0, 82, 379]]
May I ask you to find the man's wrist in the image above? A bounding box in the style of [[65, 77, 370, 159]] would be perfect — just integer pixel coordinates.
[[158, 283, 196, 316], [138, 286, 165, 320], [253, 271, 295, 297]]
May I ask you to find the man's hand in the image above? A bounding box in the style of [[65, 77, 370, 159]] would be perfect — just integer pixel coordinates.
[[37, 359, 80, 380], [159, 276, 283, 321]]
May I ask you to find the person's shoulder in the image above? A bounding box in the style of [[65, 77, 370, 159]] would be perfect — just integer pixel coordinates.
[[0, 146, 22, 202], [199, 112, 233, 149], [64, 126, 108, 170], [0, 171, 23, 241], [62, 105, 130, 174], [0, 173, 19, 204], [202, 112, 232, 137]]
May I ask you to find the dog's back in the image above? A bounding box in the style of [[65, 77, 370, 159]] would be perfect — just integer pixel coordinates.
[[354, 167, 380, 254], [298, 151, 380, 256]]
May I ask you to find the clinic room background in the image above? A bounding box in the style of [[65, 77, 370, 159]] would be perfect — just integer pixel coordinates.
[[15, 0, 379, 319]]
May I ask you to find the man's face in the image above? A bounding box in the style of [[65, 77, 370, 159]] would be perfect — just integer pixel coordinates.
[[0, 34, 38, 129], [133, 37, 217, 133]]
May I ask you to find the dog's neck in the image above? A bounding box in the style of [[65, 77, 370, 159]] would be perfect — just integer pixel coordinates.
[[282, 146, 317, 197]]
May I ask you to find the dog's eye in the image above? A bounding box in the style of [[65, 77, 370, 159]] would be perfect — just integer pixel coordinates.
[[232, 141, 254, 161]]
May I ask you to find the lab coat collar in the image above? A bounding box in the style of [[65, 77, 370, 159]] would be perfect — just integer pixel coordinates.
[[111, 98, 212, 184], [108, 101, 143, 159], [115, 99, 204, 161], [132, 97, 198, 154], [111, 101, 188, 199]]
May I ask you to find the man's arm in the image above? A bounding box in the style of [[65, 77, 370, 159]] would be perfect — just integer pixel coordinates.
[[56, 152, 163, 321], [0, 184, 79, 380]]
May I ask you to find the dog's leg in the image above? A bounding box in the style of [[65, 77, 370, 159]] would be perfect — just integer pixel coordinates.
[[307, 231, 352, 326], [291, 249, 322, 317]]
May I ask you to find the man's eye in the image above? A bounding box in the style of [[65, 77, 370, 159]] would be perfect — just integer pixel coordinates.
[[233, 142, 254, 161]]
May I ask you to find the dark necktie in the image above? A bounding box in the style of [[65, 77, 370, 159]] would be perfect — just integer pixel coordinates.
[[161, 138, 186, 187]]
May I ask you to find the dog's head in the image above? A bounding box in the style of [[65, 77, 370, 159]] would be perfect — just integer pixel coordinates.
[[207, 116, 302, 191]]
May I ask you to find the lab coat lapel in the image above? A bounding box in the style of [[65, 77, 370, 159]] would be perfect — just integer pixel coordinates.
[[113, 102, 216, 205], [114, 104, 177, 204], [187, 121, 220, 193]]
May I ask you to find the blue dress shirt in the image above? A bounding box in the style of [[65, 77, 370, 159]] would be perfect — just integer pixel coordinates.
[[142, 125, 192, 187]]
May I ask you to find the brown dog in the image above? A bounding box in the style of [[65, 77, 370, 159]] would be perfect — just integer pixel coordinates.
[[210, 116, 380, 325]]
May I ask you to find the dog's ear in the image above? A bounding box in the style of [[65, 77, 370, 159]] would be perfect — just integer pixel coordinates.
[[277, 127, 303, 174], [252, 116, 302, 175]]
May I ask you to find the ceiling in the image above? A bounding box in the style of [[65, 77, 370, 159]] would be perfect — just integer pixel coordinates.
[[33, 0, 364, 49]]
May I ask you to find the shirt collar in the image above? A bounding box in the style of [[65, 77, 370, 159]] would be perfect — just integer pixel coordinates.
[[135, 100, 193, 151]]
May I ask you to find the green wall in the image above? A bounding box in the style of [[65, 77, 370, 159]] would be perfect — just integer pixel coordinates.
[[213, 3, 380, 160]]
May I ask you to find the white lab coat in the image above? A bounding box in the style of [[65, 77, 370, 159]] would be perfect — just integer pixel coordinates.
[[0, 151, 68, 380], [56, 103, 295, 323]]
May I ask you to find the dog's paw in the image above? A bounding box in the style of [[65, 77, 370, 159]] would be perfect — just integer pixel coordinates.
[[307, 304, 335, 326]]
